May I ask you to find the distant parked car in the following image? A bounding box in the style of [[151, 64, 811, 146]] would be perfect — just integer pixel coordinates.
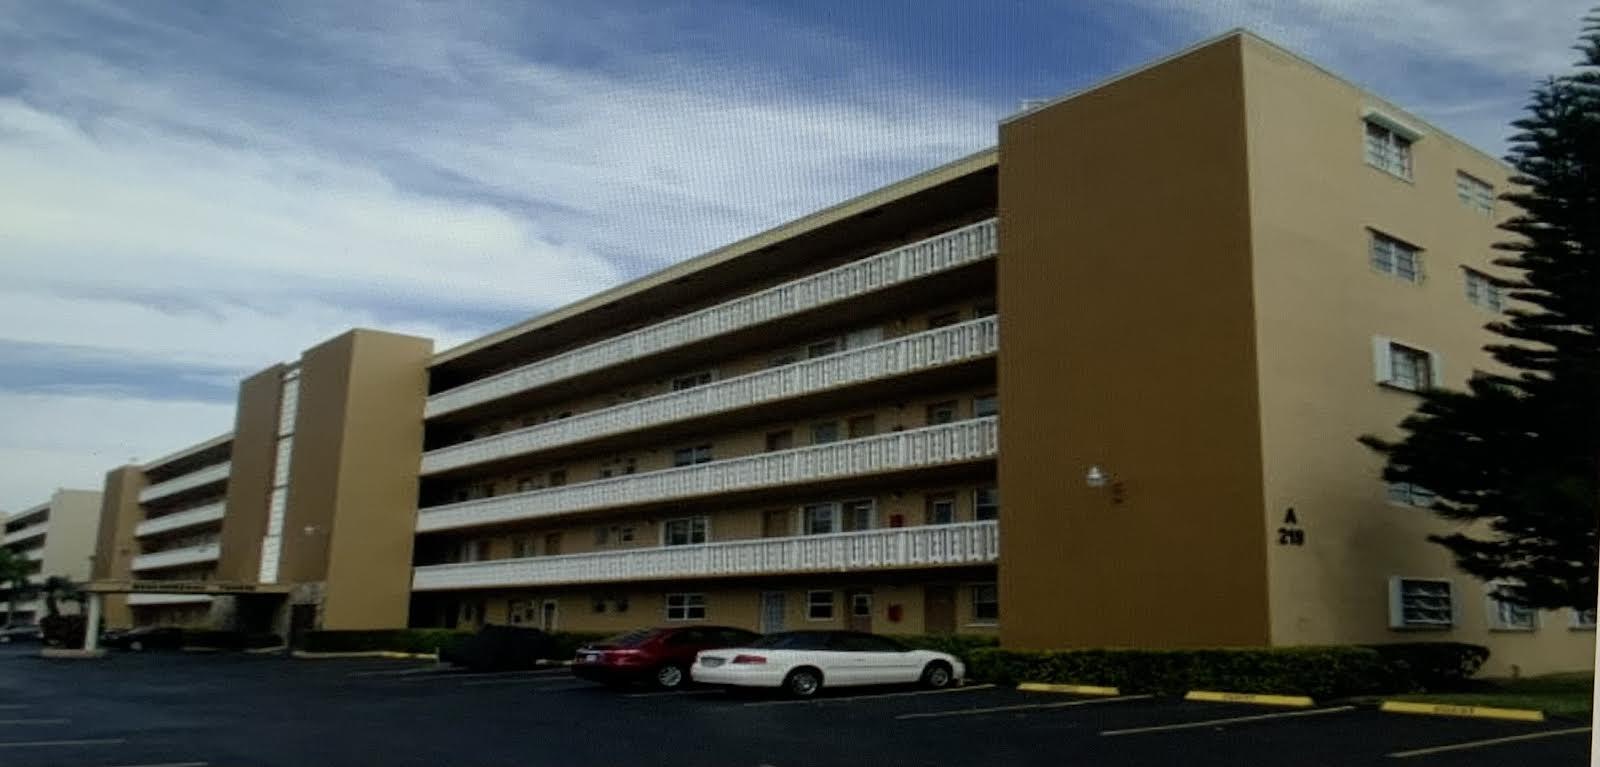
[[0, 624, 41, 644], [440, 625, 555, 671], [573, 626, 761, 690], [102, 626, 185, 652], [692, 630, 963, 698]]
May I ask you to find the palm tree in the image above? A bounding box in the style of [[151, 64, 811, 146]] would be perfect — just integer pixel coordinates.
[[0, 548, 35, 626], [39, 575, 84, 618]]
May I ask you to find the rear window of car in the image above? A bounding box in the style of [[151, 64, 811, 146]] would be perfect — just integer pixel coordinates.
[[747, 632, 832, 650], [600, 628, 659, 647]]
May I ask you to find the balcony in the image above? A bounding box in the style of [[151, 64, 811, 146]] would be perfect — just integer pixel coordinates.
[[127, 593, 215, 607], [423, 317, 999, 476], [3, 522, 48, 546], [417, 416, 998, 533], [22, 548, 43, 562], [136, 503, 227, 539], [139, 461, 231, 504], [426, 218, 999, 419], [131, 542, 221, 572], [414, 520, 998, 591]]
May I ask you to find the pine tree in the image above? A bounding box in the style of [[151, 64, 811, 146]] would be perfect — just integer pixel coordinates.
[[1361, 12, 1600, 610]]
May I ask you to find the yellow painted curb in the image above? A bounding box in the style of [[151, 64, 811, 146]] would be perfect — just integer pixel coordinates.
[[1379, 700, 1545, 722], [1184, 690, 1314, 707], [1018, 682, 1121, 696]]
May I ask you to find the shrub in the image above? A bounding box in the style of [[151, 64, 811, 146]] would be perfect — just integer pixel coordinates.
[[184, 630, 282, 650], [548, 631, 610, 659], [895, 634, 1000, 663], [966, 646, 1394, 699], [39, 614, 86, 648], [1364, 642, 1490, 692]]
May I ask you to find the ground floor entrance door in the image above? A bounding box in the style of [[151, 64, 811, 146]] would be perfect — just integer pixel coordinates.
[[847, 590, 872, 632], [759, 591, 785, 633], [924, 585, 956, 635], [539, 600, 558, 631]]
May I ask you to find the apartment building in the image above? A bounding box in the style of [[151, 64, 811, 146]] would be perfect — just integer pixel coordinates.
[[2, 489, 103, 624], [85, 31, 1593, 675]]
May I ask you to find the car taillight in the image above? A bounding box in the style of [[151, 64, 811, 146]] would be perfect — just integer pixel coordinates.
[[731, 654, 767, 664]]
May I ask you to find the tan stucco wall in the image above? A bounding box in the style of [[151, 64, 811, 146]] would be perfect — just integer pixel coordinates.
[[39, 489, 103, 582], [1240, 36, 1593, 675], [310, 330, 433, 629], [93, 466, 146, 628], [997, 35, 1270, 649], [217, 365, 285, 582]]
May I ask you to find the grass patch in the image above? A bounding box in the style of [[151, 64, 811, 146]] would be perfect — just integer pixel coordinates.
[[1393, 672, 1593, 718]]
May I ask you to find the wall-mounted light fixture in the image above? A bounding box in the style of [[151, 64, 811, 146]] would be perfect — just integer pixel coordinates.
[[1085, 465, 1125, 504]]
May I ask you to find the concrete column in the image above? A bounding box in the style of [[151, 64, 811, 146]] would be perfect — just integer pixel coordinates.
[[84, 593, 102, 652]]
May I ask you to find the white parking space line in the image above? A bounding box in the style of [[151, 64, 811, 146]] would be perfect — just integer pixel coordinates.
[[744, 684, 998, 707], [896, 694, 1156, 719], [1387, 726, 1591, 759], [1100, 705, 1356, 736], [0, 719, 69, 725], [0, 738, 127, 748]]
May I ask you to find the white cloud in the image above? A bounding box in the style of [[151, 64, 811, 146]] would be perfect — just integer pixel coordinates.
[[0, 390, 234, 512]]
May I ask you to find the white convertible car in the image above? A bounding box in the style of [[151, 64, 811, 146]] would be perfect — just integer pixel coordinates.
[[691, 630, 965, 697]]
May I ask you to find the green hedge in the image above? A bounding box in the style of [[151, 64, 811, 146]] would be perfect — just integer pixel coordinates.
[[896, 634, 1000, 663], [1365, 642, 1490, 692], [966, 646, 1394, 699], [300, 629, 609, 659], [184, 630, 282, 650]]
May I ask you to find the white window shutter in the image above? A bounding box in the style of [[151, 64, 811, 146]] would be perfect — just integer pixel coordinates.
[[1373, 337, 1394, 384]]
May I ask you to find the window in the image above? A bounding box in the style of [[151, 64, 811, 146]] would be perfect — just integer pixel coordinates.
[[671, 371, 714, 391], [973, 394, 997, 418], [807, 590, 835, 620], [672, 444, 713, 467], [516, 477, 538, 493], [662, 517, 708, 546], [770, 353, 800, 368], [765, 430, 794, 452], [547, 469, 567, 487], [665, 593, 706, 621], [926, 401, 958, 425], [1375, 339, 1436, 391], [811, 421, 840, 444], [1456, 171, 1494, 215], [1369, 231, 1423, 283], [1389, 577, 1454, 629], [971, 584, 999, 623], [841, 499, 874, 531], [927, 311, 961, 329], [1571, 608, 1596, 630], [974, 486, 999, 521], [595, 525, 636, 546], [510, 537, 535, 558], [926, 494, 956, 525], [851, 593, 872, 618], [802, 503, 837, 535], [593, 526, 609, 546], [847, 414, 877, 439], [459, 539, 491, 563], [1364, 119, 1413, 179], [1386, 482, 1436, 507], [1463, 269, 1504, 312], [807, 339, 839, 359], [1486, 586, 1537, 631]]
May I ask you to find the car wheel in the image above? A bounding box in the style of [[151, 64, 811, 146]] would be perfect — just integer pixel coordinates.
[[129, 640, 144, 652], [784, 667, 822, 698], [654, 663, 688, 690], [920, 661, 954, 689]]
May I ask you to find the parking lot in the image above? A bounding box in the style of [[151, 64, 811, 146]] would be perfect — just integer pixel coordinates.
[[0, 644, 1589, 766]]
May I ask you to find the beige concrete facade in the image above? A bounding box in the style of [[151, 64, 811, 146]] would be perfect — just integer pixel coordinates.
[[80, 31, 1591, 676]]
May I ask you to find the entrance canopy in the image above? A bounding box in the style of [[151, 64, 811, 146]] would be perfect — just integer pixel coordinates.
[[83, 579, 293, 595]]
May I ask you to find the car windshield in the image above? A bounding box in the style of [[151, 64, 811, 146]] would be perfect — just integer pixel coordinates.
[[597, 628, 659, 648], [745, 632, 832, 650]]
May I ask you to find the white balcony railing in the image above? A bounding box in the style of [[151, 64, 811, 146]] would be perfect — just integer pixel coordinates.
[[136, 502, 227, 539], [414, 520, 998, 591], [22, 548, 43, 562], [127, 593, 215, 607], [3, 522, 48, 546], [139, 462, 231, 504], [417, 417, 998, 533], [426, 219, 999, 419], [131, 542, 221, 572], [423, 317, 999, 476]]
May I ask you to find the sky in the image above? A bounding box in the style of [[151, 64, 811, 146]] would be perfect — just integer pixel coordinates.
[[0, 0, 1592, 512]]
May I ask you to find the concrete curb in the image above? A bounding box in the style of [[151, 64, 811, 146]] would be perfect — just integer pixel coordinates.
[[291, 650, 439, 660], [1184, 690, 1315, 708], [1378, 700, 1545, 722], [1017, 682, 1122, 696], [39, 648, 106, 659]]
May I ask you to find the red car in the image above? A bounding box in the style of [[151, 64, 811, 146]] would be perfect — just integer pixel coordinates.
[[572, 626, 761, 690]]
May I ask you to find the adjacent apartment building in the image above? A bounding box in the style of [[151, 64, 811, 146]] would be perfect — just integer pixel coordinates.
[[2, 489, 103, 625], [85, 31, 1595, 675]]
